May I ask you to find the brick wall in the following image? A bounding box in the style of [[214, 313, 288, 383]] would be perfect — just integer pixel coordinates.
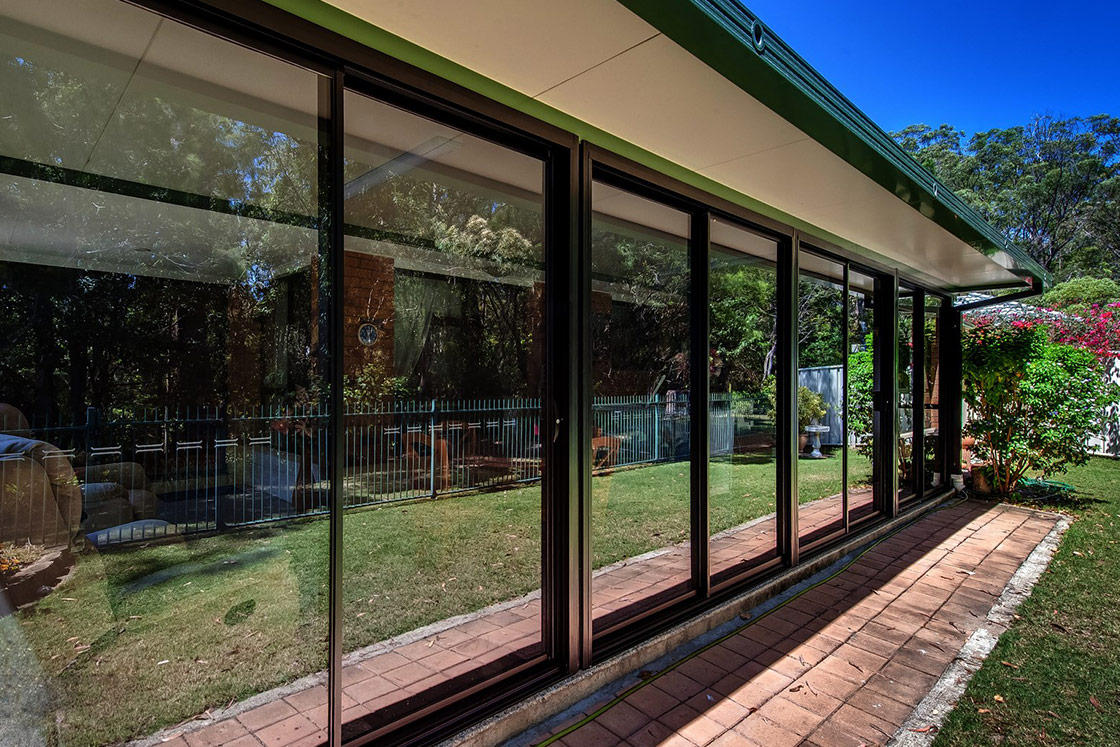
[[344, 250, 395, 381]]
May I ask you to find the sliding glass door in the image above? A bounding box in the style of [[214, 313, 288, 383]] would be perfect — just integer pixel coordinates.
[[847, 271, 878, 525], [588, 177, 693, 635], [340, 86, 548, 738], [0, 2, 332, 742], [796, 253, 847, 546], [708, 219, 781, 585]]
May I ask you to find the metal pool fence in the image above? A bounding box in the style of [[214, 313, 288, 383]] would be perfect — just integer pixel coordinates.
[[1, 394, 756, 547]]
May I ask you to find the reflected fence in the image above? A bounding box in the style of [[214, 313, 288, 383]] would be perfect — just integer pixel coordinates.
[[1, 394, 758, 548]]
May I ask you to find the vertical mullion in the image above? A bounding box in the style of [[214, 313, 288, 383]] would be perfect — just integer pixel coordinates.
[[942, 299, 963, 488], [912, 289, 926, 503], [323, 69, 345, 747], [576, 144, 593, 668], [546, 138, 581, 673], [777, 232, 799, 565], [841, 263, 850, 532], [690, 211, 711, 596], [875, 272, 899, 518]]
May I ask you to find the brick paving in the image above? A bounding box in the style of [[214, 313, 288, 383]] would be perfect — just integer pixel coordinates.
[[531, 500, 1058, 747], [149, 492, 1051, 747]]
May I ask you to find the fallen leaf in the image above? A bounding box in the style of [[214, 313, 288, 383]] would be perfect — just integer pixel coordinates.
[[789, 685, 803, 693], [1090, 696, 1101, 711], [1047, 711, 1061, 719], [994, 695, 1005, 703], [978, 708, 992, 714], [1000, 661, 1020, 670], [909, 726, 934, 733], [157, 660, 170, 666]]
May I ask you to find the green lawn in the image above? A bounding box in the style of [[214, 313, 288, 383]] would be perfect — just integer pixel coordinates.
[[935, 456, 1120, 746], [18, 452, 866, 746]]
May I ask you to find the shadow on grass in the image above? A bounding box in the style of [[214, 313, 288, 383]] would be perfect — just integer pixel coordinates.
[[970, 482, 1106, 515]]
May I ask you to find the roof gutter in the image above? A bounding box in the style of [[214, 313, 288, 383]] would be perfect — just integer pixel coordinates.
[[616, 0, 1051, 290]]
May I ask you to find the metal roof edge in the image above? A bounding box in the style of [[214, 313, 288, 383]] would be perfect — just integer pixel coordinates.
[[617, 0, 1050, 289]]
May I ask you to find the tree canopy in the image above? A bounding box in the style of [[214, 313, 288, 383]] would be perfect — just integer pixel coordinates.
[[893, 115, 1120, 282]]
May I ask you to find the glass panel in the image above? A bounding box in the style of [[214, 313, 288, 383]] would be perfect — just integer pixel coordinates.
[[590, 181, 690, 634], [0, 2, 330, 744], [341, 90, 545, 734], [797, 253, 845, 545], [709, 219, 779, 584], [924, 300, 943, 491], [847, 271, 877, 524], [898, 292, 917, 500]]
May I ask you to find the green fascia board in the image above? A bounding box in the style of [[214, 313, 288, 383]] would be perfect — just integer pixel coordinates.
[[619, 0, 1049, 288], [260, 0, 1047, 291]]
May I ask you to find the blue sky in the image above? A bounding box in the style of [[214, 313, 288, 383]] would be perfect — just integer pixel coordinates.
[[741, 0, 1120, 137]]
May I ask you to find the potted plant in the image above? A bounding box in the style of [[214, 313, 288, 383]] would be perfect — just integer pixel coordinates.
[[760, 377, 831, 452], [798, 386, 828, 453]]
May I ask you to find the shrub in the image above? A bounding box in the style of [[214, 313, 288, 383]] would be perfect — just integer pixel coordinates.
[[963, 320, 1117, 494], [797, 387, 828, 431], [760, 377, 829, 431], [847, 344, 874, 453]]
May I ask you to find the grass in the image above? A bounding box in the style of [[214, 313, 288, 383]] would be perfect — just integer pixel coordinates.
[[935, 456, 1120, 746], [18, 452, 867, 746]]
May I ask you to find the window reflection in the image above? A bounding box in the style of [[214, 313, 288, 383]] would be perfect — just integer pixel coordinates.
[[898, 293, 917, 501], [847, 272, 877, 524], [590, 181, 691, 634], [0, 1, 330, 744], [708, 220, 779, 583], [924, 301, 943, 491], [797, 254, 846, 545], [340, 90, 546, 736]]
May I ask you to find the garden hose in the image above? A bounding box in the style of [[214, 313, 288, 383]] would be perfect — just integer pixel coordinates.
[[535, 496, 969, 746], [1017, 477, 1075, 493]]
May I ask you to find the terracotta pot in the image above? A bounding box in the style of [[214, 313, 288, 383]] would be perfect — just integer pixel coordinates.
[[799, 433, 809, 453], [971, 464, 992, 495]]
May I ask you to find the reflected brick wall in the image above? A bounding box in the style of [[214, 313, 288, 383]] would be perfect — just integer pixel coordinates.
[[344, 251, 396, 382]]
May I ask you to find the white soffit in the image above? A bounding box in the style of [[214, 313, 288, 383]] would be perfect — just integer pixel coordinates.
[[325, 0, 1021, 291]]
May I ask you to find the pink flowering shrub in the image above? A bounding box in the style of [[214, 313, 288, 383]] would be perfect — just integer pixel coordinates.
[[962, 317, 1118, 495]]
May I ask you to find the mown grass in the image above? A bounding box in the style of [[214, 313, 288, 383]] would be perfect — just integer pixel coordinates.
[[935, 456, 1120, 746], [19, 453, 866, 746]]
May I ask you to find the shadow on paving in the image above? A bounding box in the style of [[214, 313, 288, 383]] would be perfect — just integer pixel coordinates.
[[529, 499, 1057, 747]]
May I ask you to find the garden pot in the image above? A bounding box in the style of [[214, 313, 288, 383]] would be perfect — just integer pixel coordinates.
[[971, 464, 992, 495], [799, 433, 809, 453]]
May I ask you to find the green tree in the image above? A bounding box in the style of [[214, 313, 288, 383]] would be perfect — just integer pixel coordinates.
[[1037, 276, 1120, 314], [894, 115, 1120, 281]]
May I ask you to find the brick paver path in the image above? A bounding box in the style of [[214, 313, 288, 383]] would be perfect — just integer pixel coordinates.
[[531, 500, 1058, 747], [150, 493, 1052, 747]]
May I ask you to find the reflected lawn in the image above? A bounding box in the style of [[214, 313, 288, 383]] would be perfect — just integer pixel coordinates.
[[17, 453, 868, 746]]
